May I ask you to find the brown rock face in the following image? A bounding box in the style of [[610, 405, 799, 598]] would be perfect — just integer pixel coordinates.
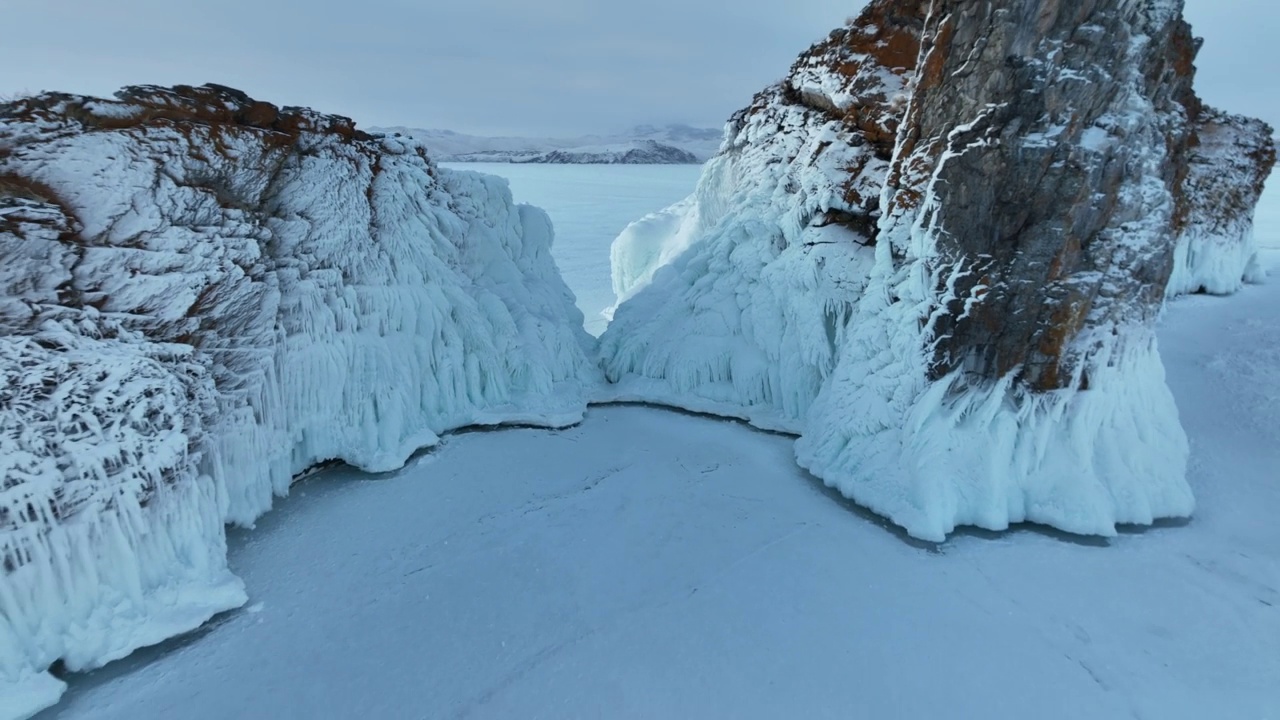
[[887, 2, 1189, 389], [774, 0, 1274, 392], [789, 1, 925, 157]]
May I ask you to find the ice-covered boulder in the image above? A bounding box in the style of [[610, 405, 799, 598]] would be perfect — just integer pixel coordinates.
[[600, 0, 1275, 539], [0, 84, 597, 717], [1169, 107, 1276, 294]]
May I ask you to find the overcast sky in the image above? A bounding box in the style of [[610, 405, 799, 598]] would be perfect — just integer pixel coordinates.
[[1, 0, 1274, 137]]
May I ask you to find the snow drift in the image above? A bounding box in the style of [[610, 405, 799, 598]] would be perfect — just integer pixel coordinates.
[[0, 84, 596, 717], [601, 0, 1275, 540]]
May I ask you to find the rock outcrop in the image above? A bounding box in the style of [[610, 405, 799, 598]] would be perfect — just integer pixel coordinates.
[[601, 0, 1274, 539], [1170, 107, 1275, 294], [0, 84, 597, 717]]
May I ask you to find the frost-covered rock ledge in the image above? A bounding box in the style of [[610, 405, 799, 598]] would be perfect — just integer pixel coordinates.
[[602, 0, 1275, 540], [0, 84, 598, 717]]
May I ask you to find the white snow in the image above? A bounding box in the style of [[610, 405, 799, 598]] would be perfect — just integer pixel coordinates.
[[37, 242, 1280, 719], [1078, 125, 1112, 151]]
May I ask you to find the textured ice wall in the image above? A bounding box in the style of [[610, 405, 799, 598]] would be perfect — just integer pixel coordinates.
[[0, 86, 597, 717], [600, 18, 912, 431]]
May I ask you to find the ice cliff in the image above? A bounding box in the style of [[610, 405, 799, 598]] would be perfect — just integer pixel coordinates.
[[0, 84, 596, 717], [601, 0, 1275, 539]]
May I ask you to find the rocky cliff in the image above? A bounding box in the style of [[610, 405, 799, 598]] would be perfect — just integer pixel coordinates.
[[0, 84, 597, 716], [601, 0, 1274, 538]]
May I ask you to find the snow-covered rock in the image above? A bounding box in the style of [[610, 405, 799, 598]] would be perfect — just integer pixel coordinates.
[[600, 0, 1275, 540], [1168, 108, 1275, 295], [0, 84, 598, 717]]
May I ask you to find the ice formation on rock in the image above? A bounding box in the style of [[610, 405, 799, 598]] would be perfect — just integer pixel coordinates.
[[599, 9, 916, 430], [1168, 108, 1275, 295], [0, 85, 597, 717], [601, 0, 1275, 540]]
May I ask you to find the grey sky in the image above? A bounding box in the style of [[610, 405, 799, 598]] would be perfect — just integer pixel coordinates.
[[1, 1, 1274, 137]]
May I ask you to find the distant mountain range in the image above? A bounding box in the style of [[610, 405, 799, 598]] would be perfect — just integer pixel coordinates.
[[371, 124, 722, 164]]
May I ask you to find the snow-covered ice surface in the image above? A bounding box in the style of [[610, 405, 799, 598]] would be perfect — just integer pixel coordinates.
[[446, 163, 702, 336], [35, 189, 1280, 720]]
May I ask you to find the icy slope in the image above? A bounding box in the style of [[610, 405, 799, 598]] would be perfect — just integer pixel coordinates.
[[599, 0, 1275, 540], [0, 85, 596, 718]]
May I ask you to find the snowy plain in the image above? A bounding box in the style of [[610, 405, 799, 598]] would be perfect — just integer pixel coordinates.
[[35, 172, 1280, 719]]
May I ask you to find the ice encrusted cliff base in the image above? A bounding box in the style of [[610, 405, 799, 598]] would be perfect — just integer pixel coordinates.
[[601, 0, 1274, 540], [0, 85, 597, 717]]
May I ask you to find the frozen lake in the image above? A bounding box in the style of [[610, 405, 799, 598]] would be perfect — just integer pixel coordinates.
[[443, 163, 704, 335]]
